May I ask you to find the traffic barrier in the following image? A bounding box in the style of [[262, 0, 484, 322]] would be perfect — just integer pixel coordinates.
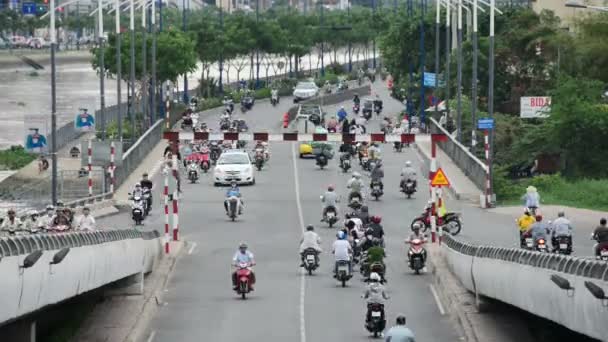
[[441, 235, 608, 340], [163, 132, 417, 143], [0, 229, 162, 325]]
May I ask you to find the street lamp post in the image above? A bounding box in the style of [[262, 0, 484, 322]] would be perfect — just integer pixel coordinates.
[[219, 4, 224, 94], [151, 0, 157, 119], [320, 0, 325, 77], [182, 0, 189, 103], [372, 0, 376, 70], [255, 0, 260, 88], [419, 0, 426, 128], [407, 0, 413, 120], [129, 0, 136, 138], [98, 0, 107, 140], [434, 0, 440, 117], [50, 0, 58, 205], [487, 0, 495, 204], [348, 0, 352, 72], [445, 0, 450, 115], [158, 0, 163, 119], [471, 0, 478, 151], [115, 0, 123, 141], [141, 1, 148, 127]]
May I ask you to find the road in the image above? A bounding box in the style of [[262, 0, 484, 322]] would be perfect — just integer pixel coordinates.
[[98, 82, 462, 341]]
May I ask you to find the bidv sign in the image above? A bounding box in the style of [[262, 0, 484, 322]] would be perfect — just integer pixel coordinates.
[[520, 96, 551, 118]]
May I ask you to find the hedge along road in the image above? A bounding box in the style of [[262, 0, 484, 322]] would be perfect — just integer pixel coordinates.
[[102, 82, 460, 342]]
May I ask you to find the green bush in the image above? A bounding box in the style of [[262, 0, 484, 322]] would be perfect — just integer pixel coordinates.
[[0, 146, 37, 170], [315, 72, 340, 87], [101, 118, 143, 140], [200, 97, 223, 110], [254, 88, 271, 100]]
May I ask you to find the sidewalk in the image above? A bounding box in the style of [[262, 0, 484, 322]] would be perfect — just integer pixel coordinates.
[[415, 134, 482, 204]]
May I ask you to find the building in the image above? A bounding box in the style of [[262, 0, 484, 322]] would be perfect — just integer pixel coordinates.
[[215, 0, 272, 12], [532, 0, 608, 29]]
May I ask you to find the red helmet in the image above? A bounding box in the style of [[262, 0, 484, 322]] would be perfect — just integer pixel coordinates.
[[371, 216, 382, 224], [328, 184, 335, 191]]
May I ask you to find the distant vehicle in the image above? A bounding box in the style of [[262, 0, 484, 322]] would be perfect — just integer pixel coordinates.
[[0, 37, 11, 49], [28, 38, 50, 49], [9, 36, 28, 48], [293, 81, 319, 102], [213, 150, 255, 186]]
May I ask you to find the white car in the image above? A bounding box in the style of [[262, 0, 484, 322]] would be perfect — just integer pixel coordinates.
[[213, 150, 255, 186], [293, 81, 319, 102]]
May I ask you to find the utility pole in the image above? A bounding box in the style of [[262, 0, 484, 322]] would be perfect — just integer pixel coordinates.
[[151, 0, 157, 121], [98, 0, 106, 140], [456, 0, 463, 141], [445, 0, 450, 115], [255, 0, 260, 88], [407, 0, 413, 120], [141, 0, 148, 127], [434, 0, 439, 118], [50, 0, 58, 205], [115, 0, 122, 141], [182, 0, 189, 103], [219, 3, 224, 94], [372, 0, 376, 70], [129, 0, 136, 138], [471, 0, 478, 151], [320, 0, 325, 77], [348, 0, 352, 72], [419, 0, 426, 128]]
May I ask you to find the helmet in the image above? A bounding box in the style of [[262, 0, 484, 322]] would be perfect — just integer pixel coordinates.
[[46, 205, 54, 211], [395, 315, 406, 325], [369, 272, 380, 282], [601, 218, 607, 225], [353, 172, 361, 179], [7, 208, 15, 215], [338, 231, 346, 240], [412, 222, 421, 231], [557, 210, 565, 217], [83, 206, 90, 211], [535, 215, 543, 222], [135, 182, 141, 187], [239, 242, 248, 249], [327, 184, 335, 191], [306, 225, 314, 231], [524, 207, 530, 214], [29, 210, 38, 217], [142, 173, 149, 177], [405, 161, 412, 167], [371, 216, 381, 224], [340, 105, 345, 109]]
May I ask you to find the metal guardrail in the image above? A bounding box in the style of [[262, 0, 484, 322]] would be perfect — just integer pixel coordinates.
[[442, 235, 608, 281], [0, 229, 160, 258]]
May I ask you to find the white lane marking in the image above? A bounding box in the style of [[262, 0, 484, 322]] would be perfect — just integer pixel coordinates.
[[146, 330, 157, 342], [429, 284, 446, 315], [291, 142, 307, 342], [188, 242, 198, 255]]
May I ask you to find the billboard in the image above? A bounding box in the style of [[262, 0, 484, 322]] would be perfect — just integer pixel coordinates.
[[74, 108, 95, 131], [520, 96, 551, 118], [24, 115, 49, 154]]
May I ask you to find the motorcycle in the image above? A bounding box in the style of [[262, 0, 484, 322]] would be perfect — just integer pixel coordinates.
[[361, 156, 370, 171], [181, 116, 194, 131], [410, 211, 462, 236], [271, 92, 280, 106], [188, 168, 199, 184], [407, 238, 426, 274], [393, 141, 403, 152], [373, 101, 383, 115], [326, 206, 338, 228], [302, 248, 319, 275], [370, 181, 383, 201], [316, 154, 328, 169], [340, 154, 351, 173], [555, 235, 572, 255], [600, 247, 608, 261], [210, 143, 221, 165], [402, 180, 416, 199], [200, 153, 211, 173], [349, 197, 363, 211], [142, 188, 152, 215], [337, 80, 349, 91], [353, 103, 360, 115], [241, 96, 255, 112], [254, 150, 265, 171], [365, 303, 386, 338], [227, 196, 240, 221], [536, 237, 548, 252], [522, 232, 535, 250], [336, 260, 352, 287], [352, 239, 362, 264], [131, 194, 145, 225], [235, 262, 253, 299], [363, 261, 386, 284]]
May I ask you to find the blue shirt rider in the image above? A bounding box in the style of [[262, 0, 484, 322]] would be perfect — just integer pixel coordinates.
[[337, 106, 348, 122], [225, 182, 243, 215]]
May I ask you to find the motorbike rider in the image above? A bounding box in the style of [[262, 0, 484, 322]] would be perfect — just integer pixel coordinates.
[[76, 206, 96, 231], [23, 210, 41, 234], [131, 182, 144, 198], [522, 186, 540, 214], [385, 315, 416, 341], [592, 218, 608, 258], [370, 161, 384, 191], [271, 88, 279, 101], [1, 209, 22, 236], [300, 225, 322, 266], [362, 272, 389, 326], [224, 182, 244, 215], [347, 172, 365, 202], [550, 210, 573, 252], [332, 231, 353, 277], [368, 143, 381, 161], [353, 93, 361, 105], [359, 205, 371, 226], [326, 116, 338, 132], [337, 106, 348, 123], [231, 242, 256, 290], [406, 223, 428, 264], [373, 93, 383, 111], [321, 185, 339, 222], [400, 161, 417, 190], [517, 208, 536, 246], [339, 142, 355, 155], [525, 215, 550, 246], [369, 216, 385, 243], [39, 205, 55, 229], [140, 173, 153, 191]]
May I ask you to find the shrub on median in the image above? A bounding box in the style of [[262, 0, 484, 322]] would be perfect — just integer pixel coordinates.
[[0, 146, 37, 170]]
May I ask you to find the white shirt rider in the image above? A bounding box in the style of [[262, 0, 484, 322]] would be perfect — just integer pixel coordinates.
[[332, 238, 352, 261], [76, 213, 96, 231], [300, 230, 322, 253]]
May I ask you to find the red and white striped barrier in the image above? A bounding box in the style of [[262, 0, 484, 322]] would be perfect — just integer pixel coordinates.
[[164, 173, 170, 254], [165, 100, 171, 130], [87, 140, 93, 197], [109, 141, 116, 193], [171, 154, 179, 242], [484, 130, 491, 208], [163, 132, 417, 143]]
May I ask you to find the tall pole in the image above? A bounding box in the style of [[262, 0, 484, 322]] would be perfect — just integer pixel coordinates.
[[115, 0, 122, 141], [182, 0, 189, 103], [348, 0, 352, 72], [50, 0, 58, 205], [76, 2, 81, 51], [129, 0, 136, 138], [487, 0, 495, 204], [407, 0, 413, 121], [255, 0, 260, 88], [456, 0, 463, 141], [434, 0, 439, 117], [219, 4, 224, 94], [320, 0, 325, 77], [419, 0, 426, 128], [372, 0, 376, 70], [471, 0, 478, 151], [445, 0, 451, 115], [98, 0, 106, 140], [141, 1, 148, 127], [151, 0, 157, 121], [158, 0, 163, 119]]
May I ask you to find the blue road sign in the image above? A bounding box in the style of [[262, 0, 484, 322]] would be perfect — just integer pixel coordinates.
[[423, 72, 436, 88], [477, 118, 494, 130], [22, 2, 36, 15]]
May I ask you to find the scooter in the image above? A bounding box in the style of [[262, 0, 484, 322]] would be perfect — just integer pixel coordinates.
[[227, 196, 240, 221], [316, 154, 328, 169], [131, 194, 145, 225], [554, 235, 572, 255], [335, 260, 352, 287], [340, 154, 351, 173], [407, 238, 426, 274], [271, 92, 280, 106], [325, 205, 338, 228], [188, 168, 199, 184], [302, 248, 319, 275], [535, 237, 549, 252], [235, 262, 253, 299], [402, 180, 416, 199], [365, 303, 386, 338], [370, 181, 383, 201]]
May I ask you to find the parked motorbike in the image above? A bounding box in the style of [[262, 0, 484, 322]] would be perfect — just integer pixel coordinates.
[[235, 262, 253, 299], [370, 181, 383, 201], [410, 212, 462, 236], [335, 260, 352, 287], [407, 238, 426, 274], [365, 303, 386, 338], [302, 248, 319, 275]]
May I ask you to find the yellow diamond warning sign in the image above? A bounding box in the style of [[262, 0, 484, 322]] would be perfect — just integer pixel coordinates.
[[431, 168, 450, 187]]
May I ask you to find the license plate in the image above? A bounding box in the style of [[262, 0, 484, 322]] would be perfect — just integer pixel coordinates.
[[525, 238, 533, 247], [373, 186, 380, 190], [601, 251, 608, 256], [538, 244, 546, 249], [338, 265, 348, 272], [306, 255, 315, 261], [560, 243, 568, 250], [371, 311, 381, 317], [328, 212, 335, 218]]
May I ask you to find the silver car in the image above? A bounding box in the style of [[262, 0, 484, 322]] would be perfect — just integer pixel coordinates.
[[293, 81, 319, 102]]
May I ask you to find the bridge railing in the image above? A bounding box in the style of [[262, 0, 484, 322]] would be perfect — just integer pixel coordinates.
[[441, 235, 608, 340]]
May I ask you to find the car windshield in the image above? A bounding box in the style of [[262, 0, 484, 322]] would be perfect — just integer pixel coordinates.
[[297, 83, 317, 90], [218, 154, 250, 165]]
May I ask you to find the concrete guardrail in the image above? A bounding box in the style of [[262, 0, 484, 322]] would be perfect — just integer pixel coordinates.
[[441, 235, 608, 341]]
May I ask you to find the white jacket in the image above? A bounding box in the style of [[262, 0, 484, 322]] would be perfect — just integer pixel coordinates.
[[300, 231, 322, 253], [77, 215, 96, 231]]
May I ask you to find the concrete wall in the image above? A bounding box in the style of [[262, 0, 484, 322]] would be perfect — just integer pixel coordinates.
[[441, 235, 608, 341], [429, 118, 486, 192], [0, 229, 162, 326]]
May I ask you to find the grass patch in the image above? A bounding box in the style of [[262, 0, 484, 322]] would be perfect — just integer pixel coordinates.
[[495, 171, 608, 211], [0, 145, 36, 170]]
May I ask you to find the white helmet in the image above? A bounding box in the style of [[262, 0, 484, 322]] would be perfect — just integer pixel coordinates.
[[353, 172, 361, 179], [405, 161, 412, 167], [370, 272, 381, 282]]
